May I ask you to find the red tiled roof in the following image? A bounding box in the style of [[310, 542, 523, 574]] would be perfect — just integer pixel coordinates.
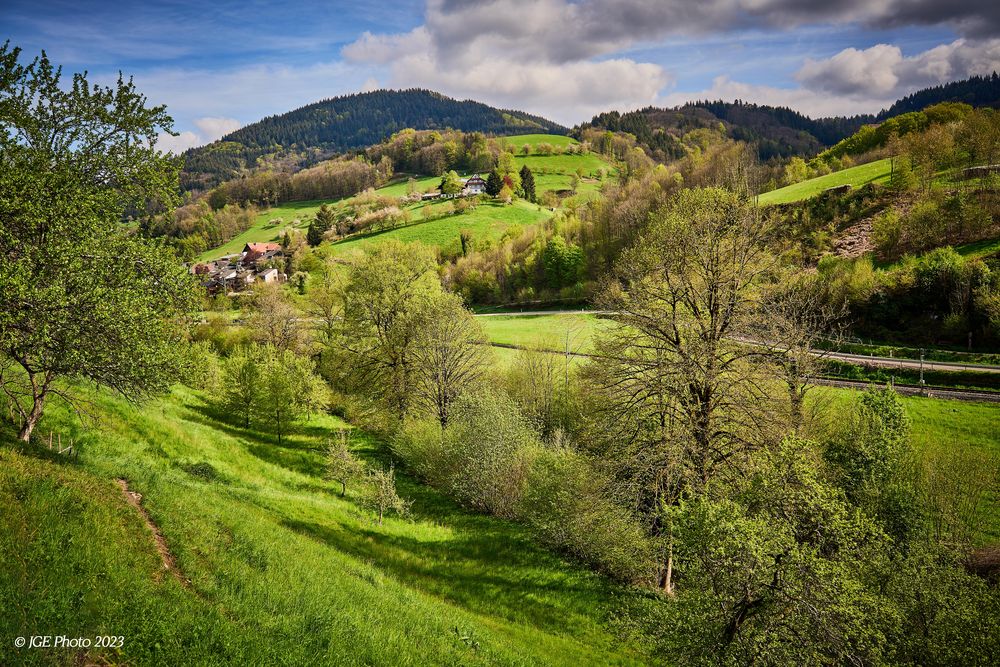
[[244, 242, 281, 253]]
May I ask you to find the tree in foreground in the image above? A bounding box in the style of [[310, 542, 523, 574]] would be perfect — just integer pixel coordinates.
[[0, 44, 196, 441], [585, 187, 808, 592], [331, 241, 440, 417]]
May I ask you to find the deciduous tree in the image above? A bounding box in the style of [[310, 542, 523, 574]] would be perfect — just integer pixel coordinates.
[[0, 44, 197, 442]]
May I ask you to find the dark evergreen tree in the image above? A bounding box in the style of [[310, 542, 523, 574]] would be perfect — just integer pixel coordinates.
[[519, 165, 536, 202], [307, 204, 336, 246], [485, 170, 503, 197]]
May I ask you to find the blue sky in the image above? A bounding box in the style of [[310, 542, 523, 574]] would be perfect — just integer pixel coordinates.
[[4, 1, 998, 151]]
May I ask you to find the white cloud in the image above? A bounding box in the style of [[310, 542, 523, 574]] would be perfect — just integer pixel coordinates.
[[153, 117, 242, 154], [193, 117, 242, 142], [155, 130, 203, 154], [342, 2, 673, 124], [796, 38, 1000, 98]]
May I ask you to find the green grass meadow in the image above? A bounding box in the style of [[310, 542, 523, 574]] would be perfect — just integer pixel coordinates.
[[1, 385, 646, 666], [759, 158, 893, 205], [198, 135, 612, 261], [328, 200, 551, 257], [477, 313, 611, 354]]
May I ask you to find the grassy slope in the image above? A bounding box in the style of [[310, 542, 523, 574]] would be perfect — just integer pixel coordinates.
[[500, 134, 579, 148], [327, 200, 550, 257], [197, 200, 330, 261], [199, 136, 611, 261], [759, 158, 893, 205], [1, 386, 645, 666]]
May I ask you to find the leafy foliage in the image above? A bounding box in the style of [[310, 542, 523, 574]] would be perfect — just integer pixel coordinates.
[[0, 43, 197, 441]]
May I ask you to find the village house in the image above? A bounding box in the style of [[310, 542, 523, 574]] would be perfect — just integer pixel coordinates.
[[463, 173, 486, 196], [189, 244, 286, 295]]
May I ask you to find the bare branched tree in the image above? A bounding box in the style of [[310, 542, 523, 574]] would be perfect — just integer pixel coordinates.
[[411, 293, 489, 427]]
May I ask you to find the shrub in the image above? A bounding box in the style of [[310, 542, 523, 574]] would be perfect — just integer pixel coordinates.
[[442, 390, 540, 518], [872, 209, 903, 258], [520, 447, 655, 583]]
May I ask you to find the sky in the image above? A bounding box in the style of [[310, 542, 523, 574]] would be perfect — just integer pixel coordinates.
[[4, 0, 1000, 152]]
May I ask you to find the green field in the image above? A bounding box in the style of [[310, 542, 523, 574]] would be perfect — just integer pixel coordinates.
[[1, 385, 645, 665], [500, 134, 578, 148], [758, 158, 892, 205], [328, 200, 551, 257], [477, 313, 610, 354]]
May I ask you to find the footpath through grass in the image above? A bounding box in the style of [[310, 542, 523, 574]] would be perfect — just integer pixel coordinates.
[[759, 158, 892, 205], [1, 385, 647, 666]]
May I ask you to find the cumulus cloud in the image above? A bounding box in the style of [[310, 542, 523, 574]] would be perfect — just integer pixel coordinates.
[[796, 38, 1000, 97], [193, 117, 242, 142], [342, 1, 676, 124], [153, 117, 241, 154], [343, 0, 1000, 123], [661, 37, 1000, 119]]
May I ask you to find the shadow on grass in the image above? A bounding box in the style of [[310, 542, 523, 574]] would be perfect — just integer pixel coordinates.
[[280, 514, 611, 634], [181, 402, 331, 478]]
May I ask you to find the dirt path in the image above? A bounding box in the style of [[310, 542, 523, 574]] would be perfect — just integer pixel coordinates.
[[115, 478, 189, 587]]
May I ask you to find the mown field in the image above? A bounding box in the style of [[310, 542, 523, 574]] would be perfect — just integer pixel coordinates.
[[759, 158, 893, 205], [476, 313, 612, 354], [0, 384, 646, 666], [198, 135, 611, 261]]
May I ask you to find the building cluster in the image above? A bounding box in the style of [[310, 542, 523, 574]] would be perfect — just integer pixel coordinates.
[[190, 242, 287, 294]]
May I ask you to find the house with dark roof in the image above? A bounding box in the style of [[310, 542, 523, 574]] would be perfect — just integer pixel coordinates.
[[463, 173, 487, 195]]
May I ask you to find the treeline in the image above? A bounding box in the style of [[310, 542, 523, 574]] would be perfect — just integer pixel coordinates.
[[880, 73, 1000, 118], [579, 101, 868, 164], [180, 89, 566, 189]]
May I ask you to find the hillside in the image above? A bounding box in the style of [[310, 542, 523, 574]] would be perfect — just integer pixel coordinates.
[[198, 134, 609, 262], [758, 158, 892, 205], [879, 73, 1000, 118], [580, 75, 1000, 164], [580, 102, 870, 162], [1, 385, 645, 665], [182, 90, 567, 190]]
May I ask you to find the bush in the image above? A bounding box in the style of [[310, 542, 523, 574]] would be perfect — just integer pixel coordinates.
[[442, 390, 540, 518], [520, 447, 654, 583], [872, 209, 903, 258]]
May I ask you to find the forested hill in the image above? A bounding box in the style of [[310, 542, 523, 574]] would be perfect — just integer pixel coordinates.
[[181, 89, 566, 190], [581, 75, 1000, 163], [878, 73, 1000, 118], [580, 103, 871, 163]]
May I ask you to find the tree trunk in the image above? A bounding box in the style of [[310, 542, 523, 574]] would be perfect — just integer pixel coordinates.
[[660, 540, 675, 596], [340, 480, 346, 497], [17, 392, 45, 442]]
